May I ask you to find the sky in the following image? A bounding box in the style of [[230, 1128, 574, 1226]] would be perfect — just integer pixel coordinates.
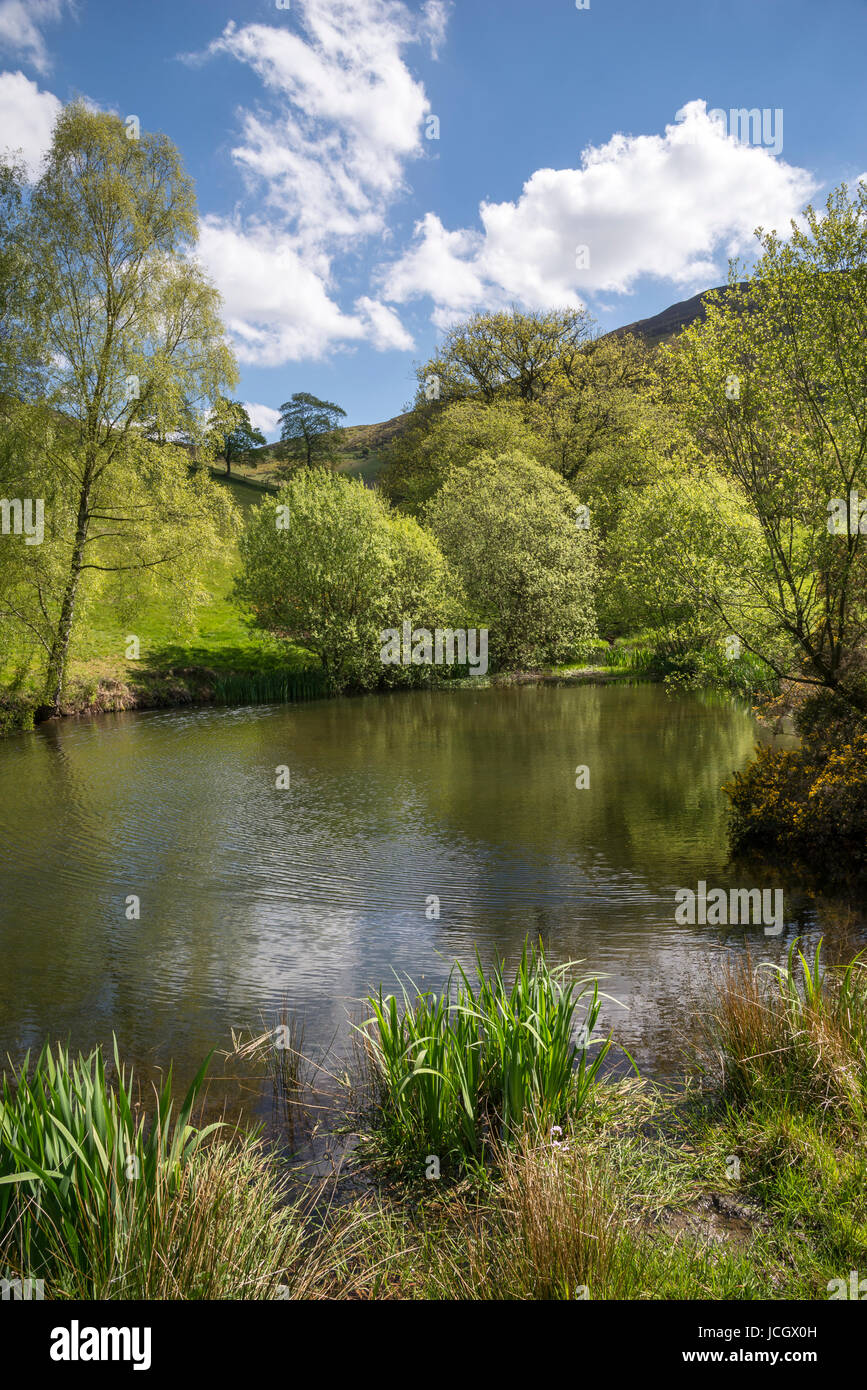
[[0, 0, 865, 436]]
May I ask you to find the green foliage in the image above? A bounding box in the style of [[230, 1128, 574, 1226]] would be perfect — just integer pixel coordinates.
[[380, 397, 549, 512], [358, 943, 612, 1172], [207, 398, 266, 474], [701, 941, 867, 1124], [417, 307, 595, 404], [278, 391, 347, 469], [662, 180, 867, 715], [211, 668, 327, 705], [424, 451, 597, 668], [0, 156, 44, 398], [0, 1040, 220, 1280], [236, 469, 458, 691], [0, 101, 239, 712]]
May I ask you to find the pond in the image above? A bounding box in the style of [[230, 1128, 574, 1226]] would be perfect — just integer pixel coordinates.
[[0, 684, 852, 1108]]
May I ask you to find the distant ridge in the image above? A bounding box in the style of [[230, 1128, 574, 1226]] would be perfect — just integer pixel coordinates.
[[609, 281, 750, 346]]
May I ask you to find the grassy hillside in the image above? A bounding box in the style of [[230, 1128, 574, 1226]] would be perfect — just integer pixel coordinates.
[[216, 411, 414, 489]]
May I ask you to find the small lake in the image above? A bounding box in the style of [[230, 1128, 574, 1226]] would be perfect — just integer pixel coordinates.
[[0, 684, 856, 1108]]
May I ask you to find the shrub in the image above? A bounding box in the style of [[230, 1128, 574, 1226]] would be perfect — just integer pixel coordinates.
[[424, 452, 597, 669], [725, 705, 867, 882], [235, 470, 458, 691]]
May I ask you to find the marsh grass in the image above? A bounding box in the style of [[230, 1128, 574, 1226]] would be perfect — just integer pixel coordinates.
[[356, 943, 618, 1171], [0, 1040, 308, 1298], [0, 1041, 222, 1279], [699, 939, 867, 1122], [212, 668, 327, 705], [229, 1006, 314, 1145]]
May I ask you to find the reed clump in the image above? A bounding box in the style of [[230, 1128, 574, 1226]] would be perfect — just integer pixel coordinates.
[[699, 940, 867, 1124], [356, 943, 615, 1172]]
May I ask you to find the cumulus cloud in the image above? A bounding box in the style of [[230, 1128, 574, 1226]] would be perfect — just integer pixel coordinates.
[[197, 218, 414, 365], [243, 401, 282, 438], [380, 100, 820, 324], [193, 0, 440, 364], [0, 0, 71, 74], [206, 1, 433, 249], [0, 69, 60, 177], [353, 294, 414, 351]]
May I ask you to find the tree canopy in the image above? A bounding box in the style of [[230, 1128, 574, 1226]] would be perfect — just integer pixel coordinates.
[[278, 392, 346, 469]]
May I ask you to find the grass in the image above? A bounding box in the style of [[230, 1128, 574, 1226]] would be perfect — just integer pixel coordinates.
[[0, 474, 322, 729], [4, 939, 867, 1299], [355, 944, 616, 1172], [698, 939, 867, 1121]]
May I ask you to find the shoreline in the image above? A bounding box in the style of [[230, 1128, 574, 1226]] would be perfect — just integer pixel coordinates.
[[0, 662, 649, 738]]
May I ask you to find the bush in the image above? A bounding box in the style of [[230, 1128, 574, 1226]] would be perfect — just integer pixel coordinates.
[[235, 469, 458, 692], [725, 696, 867, 881], [424, 452, 597, 669]]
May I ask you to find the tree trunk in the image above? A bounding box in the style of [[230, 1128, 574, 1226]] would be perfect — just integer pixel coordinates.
[[43, 478, 90, 715]]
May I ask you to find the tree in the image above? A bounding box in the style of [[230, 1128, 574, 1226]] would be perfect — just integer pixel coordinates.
[[278, 392, 346, 469], [4, 102, 238, 714], [663, 180, 867, 714], [0, 157, 44, 400], [380, 397, 550, 512], [236, 470, 456, 691], [424, 452, 598, 669], [418, 307, 595, 404], [207, 397, 265, 475]]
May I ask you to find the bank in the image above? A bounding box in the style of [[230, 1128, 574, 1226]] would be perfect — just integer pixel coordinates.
[[1, 937, 864, 1300]]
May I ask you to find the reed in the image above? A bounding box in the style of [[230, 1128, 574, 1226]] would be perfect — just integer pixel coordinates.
[[0, 1041, 220, 1286], [358, 942, 614, 1170], [699, 939, 867, 1122], [211, 669, 327, 706]]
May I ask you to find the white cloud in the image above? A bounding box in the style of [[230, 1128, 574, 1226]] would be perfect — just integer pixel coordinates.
[[354, 294, 414, 351], [380, 100, 820, 322], [191, 0, 439, 365], [203, 0, 438, 251], [243, 401, 282, 438], [197, 218, 359, 365], [0, 0, 71, 74], [197, 217, 413, 365], [0, 69, 60, 177]]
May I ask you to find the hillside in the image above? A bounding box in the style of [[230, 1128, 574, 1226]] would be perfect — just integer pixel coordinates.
[[611, 281, 750, 346], [217, 283, 742, 490]]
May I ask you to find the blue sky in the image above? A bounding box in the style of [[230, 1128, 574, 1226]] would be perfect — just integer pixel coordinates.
[[1, 0, 865, 434]]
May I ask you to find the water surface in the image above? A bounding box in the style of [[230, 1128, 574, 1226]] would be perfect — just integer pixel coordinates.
[[0, 685, 851, 1101]]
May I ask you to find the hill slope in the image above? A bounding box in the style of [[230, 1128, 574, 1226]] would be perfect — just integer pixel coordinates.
[[222, 283, 741, 487]]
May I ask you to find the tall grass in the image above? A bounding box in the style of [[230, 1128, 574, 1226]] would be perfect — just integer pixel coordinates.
[[357, 943, 615, 1170], [699, 940, 867, 1122], [0, 1041, 220, 1281], [211, 669, 327, 706], [0, 1039, 366, 1300]]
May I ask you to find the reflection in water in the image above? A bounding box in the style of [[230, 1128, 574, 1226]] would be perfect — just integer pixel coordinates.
[[0, 685, 859, 1104]]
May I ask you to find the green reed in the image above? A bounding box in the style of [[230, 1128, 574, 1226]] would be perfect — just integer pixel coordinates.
[[359, 942, 614, 1170]]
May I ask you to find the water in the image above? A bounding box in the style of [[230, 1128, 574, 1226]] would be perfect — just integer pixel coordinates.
[[0, 684, 854, 1104]]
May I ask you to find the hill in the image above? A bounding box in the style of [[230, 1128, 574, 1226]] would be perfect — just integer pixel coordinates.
[[215, 283, 743, 490], [610, 281, 750, 346]]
